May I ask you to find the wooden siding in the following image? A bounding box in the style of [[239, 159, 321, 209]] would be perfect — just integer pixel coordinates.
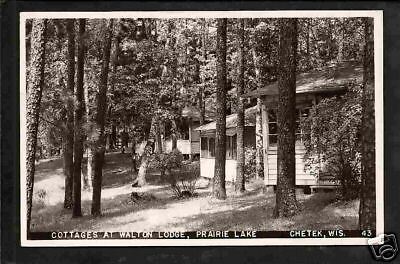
[[264, 145, 317, 185], [200, 158, 237, 182], [191, 141, 200, 154]]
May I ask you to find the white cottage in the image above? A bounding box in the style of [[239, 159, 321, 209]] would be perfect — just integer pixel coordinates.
[[195, 106, 257, 182], [245, 61, 363, 190], [195, 61, 363, 191]]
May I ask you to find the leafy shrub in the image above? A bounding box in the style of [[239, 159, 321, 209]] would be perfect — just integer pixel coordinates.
[[244, 146, 257, 181], [150, 149, 184, 176], [127, 192, 156, 205], [301, 84, 362, 200], [168, 162, 200, 198], [33, 189, 47, 210]]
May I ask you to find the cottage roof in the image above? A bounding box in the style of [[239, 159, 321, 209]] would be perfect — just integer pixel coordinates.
[[181, 105, 214, 121], [245, 61, 363, 98], [194, 105, 257, 132]]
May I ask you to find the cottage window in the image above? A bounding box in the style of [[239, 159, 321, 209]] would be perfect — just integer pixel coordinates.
[[208, 138, 215, 157], [201, 135, 237, 159], [267, 109, 278, 146], [296, 108, 310, 143], [268, 107, 310, 146], [201, 137, 208, 157], [226, 136, 232, 159], [232, 135, 237, 159], [225, 135, 237, 160]]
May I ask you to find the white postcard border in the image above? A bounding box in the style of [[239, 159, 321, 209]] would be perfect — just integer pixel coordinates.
[[19, 10, 384, 247]]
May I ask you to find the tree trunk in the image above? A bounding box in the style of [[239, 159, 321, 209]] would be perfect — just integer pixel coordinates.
[[87, 148, 93, 189], [130, 137, 138, 181], [106, 21, 121, 151], [199, 18, 208, 125], [251, 48, 264, 180], [235, 19, 245, 193], [137, 119, 156, 186], [84, 60, 92, 189], [337, 18, 344, 63], [274, 18, 298, 217], [306, 19, 311, 68], [359, 17, 375, 230], [91, 19, 114, 217], [171, 119, 178, 150], [63, 136, 73, 209], [26, 19, 47, 233], [72, 19, 86, 217], [213, 18, 227, 200], [63, 19, 75, 210], [156, 118, 163, 154]]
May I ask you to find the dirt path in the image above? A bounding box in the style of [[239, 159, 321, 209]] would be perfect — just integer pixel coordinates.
[[31, 153, 359, 232]]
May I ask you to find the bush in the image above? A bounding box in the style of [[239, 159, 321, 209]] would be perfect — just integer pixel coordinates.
[[301, 85, 362, 200], [150, 149, 184, 176], [244, 146, 257, 181], [33, 189, 47, 210], [168, 162, 200, 198]]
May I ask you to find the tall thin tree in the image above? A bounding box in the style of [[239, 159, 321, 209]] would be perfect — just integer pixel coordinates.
[[63, 19, 76, 209], [359, 17, 375, 230], [213, 18, 227, 200], [235, 19, 245, 193], [198, 18, 207, 126], [26, 18, 47, 232], [274, 18, 298, 217], [91, 19, 114, 216], [72, 19, 86, 218], [251, 49, 264, 180], [137, 119, 156, 186]]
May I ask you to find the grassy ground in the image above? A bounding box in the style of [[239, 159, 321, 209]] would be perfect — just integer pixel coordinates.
[[31, 152, 359, 232]]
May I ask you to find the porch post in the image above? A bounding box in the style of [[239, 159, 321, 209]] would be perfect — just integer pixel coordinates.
[[261, 102, 270, 187]]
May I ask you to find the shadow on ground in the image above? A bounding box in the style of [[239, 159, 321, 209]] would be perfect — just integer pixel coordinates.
[[31, 152, 359, 232]]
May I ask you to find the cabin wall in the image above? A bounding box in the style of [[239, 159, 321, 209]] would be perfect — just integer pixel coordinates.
[[164, 139, 199, 155], [190, 123, 200, 142], [262, 95, 318, 186], [198, 126, 255, 182], [161, 122, 201, 155], [264, 145, 317, 186], [200, 157, 237, 182]]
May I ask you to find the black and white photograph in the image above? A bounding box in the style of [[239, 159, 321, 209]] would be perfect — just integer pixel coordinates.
[[20, 11, 383, 246]]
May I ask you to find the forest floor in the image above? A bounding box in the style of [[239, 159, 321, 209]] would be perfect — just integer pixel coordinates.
[[31, 152, 359, 232]]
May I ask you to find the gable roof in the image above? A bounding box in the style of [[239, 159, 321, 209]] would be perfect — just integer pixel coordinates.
[[195, 105, 257, 132], [245, 61, 363, 98]]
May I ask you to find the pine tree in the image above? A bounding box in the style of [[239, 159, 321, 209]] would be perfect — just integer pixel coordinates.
[[72, 19, 86, 218], [359, 17, 375, 230], [274, 18, 298, 217], [213, 18, 227, 200], [63, 19, 75, 209], [251, 48, 264, 180], [91, 19, 114, 216], [235, 18, 245, 193], [26, 18, 47, 232]]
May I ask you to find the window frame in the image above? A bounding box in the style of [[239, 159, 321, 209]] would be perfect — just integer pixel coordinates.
[[267, 106, 311, 147]]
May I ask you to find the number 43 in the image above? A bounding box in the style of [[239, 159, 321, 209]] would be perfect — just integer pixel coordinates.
[[362, 230, 372, 237]]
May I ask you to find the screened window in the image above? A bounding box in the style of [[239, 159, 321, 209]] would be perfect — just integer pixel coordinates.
[[268, 107, 310, 146], [201, 136, 237, 159], [225, 135, 237, 160], [267, 109, 278, 145], [232, 135, 237, 159], [226, 136, 232, 159], [201, 137, 208, 157], [296, 108, 310, 143], [209, 138, 215, 157]]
